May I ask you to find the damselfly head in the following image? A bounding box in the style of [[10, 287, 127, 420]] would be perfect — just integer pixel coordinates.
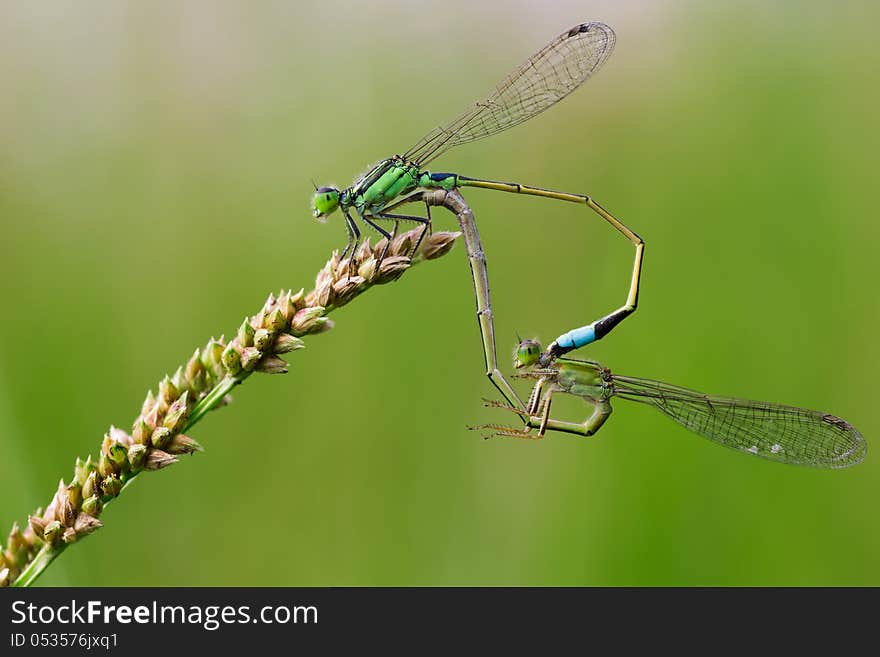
[[514, 339, 542, 369], [312, 186, 340, 220]]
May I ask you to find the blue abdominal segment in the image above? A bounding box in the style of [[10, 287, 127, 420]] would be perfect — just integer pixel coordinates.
[[555, 323, 597, 350]]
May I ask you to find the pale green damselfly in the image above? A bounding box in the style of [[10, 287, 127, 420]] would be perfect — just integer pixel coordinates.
[[477, 338, 866, 468]]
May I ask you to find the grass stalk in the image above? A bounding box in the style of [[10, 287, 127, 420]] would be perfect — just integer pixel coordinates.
[[2, 226, 460, 587]]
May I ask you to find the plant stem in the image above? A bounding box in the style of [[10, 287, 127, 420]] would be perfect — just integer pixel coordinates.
[[2, 221, 464, 588], [11, 544, 66, 588], [11, 373, 252, 588], [185, 374, 245, 430], [113, 374, 248, 500]]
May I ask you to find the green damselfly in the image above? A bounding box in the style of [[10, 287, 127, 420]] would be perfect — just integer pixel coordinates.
[[311, 21, 642, 324], [477, 338, 866, 468]]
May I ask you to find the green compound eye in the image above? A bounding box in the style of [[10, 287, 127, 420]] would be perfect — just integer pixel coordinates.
[[514, 339, 542, 368], [313, 187, 340, 218]]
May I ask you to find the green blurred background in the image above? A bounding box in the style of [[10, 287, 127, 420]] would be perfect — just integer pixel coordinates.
[[1, 0, 878, 586]]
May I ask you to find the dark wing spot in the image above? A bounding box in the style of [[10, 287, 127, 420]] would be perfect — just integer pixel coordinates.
[[822, 414, 852, 430]]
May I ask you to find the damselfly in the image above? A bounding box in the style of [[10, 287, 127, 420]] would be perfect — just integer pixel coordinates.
[[311, 22, 643, 339], [477, 338, 866, 468]]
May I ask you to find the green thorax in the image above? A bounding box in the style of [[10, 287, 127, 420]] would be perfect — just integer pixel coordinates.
[[342, 157, 459, 213], [552, 359, 611, 401]]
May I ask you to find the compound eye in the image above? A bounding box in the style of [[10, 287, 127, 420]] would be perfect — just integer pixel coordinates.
[[313, 187, 340, 217]]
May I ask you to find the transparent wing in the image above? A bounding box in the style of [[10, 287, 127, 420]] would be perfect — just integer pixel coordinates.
[[404, 22, 615, 167], [610, 374, 866, 468]]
